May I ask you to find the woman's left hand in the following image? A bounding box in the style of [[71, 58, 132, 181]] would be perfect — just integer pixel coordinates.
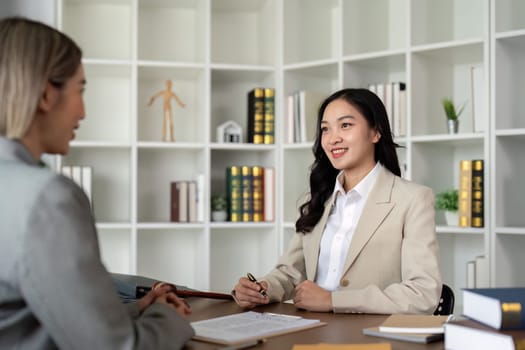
[[293, 280, 332, 312]]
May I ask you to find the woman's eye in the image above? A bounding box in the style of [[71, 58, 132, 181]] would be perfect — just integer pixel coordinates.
[[341, 122, 352, 128], [320, 126, 328, 133]]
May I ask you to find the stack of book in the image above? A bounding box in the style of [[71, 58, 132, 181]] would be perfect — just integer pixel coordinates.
[[445, 288, 525, 349], [247, 87, 275, 145], [368, 82, 407, 138], [226, 165, 274, 222], [363, 314, 450, 344], [458, 159, 484, 228], [61, 165, 93, 206], [284, 90, 325, 144], [170, 174, 205, 223]]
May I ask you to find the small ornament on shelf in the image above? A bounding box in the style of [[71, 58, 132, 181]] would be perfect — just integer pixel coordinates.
[[147, 80, 185, 142], [211, 194, 228, 222], [441, 98, 465, 134], [216, 120, 242, 143], [435, 189, 459, 226]]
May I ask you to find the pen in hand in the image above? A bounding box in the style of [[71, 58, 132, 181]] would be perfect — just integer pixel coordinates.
[[246, 273, 267, 297]]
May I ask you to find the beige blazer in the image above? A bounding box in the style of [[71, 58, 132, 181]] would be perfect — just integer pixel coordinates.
[[263, 167, 442, 314]]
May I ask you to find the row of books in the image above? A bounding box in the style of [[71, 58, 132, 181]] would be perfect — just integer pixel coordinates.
[[170, 175, 205, 223], [226, 166, 274, 222], [247, 87, 275, 144], [459, 159, 484, 227], [284, 90, 325, 144], [61, 165, 93, 206], [368, 82, 407, 138], [445, 287, 525, 349]]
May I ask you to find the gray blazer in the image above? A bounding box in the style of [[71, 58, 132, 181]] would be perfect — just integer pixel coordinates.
[[264, 167, 442, 314], [0, 137, 194, 349]]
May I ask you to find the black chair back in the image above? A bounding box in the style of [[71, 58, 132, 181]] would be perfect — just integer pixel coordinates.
[[434, 284, 455, 315]]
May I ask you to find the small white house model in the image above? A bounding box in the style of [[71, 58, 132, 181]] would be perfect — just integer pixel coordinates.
[[216, 120, 242, 143]]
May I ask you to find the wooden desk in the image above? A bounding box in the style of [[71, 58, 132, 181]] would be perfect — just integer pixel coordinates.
[[184, 298, 444, 350]]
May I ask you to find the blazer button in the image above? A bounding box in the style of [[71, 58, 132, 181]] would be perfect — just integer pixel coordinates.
[[340, 279, 349, 287]]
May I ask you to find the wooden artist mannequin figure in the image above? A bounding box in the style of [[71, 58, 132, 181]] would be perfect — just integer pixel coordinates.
[[148, 80, 185, 142]]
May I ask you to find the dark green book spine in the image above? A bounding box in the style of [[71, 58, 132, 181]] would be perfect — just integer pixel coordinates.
[[226, 166, 242, 222], [248, 88, 264, 144], [241, 166, 253, 222], [264, 88, 275, 144], [471, 159, 484, 227]]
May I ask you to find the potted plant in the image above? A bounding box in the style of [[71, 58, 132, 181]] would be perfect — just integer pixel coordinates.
[[211, 194, 228, 222], [435, 189, 459, 226], [441, 98, 465, 134]]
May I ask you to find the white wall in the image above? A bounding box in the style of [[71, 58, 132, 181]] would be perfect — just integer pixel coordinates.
[[0, 0, 55, 25]]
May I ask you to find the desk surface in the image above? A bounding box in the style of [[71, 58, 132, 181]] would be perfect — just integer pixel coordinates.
[[184, 298, 444, 350]]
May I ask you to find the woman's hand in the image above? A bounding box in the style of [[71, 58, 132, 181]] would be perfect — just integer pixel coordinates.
[[293, 280, 332, 312], [232, 277, 269, 308], [137, 284, 191, 318]]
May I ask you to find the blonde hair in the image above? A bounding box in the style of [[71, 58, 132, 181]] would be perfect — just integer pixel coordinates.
[[0, 17, 82, 138]]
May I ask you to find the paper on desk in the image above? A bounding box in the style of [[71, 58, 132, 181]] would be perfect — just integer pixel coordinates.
[[292, 344, 391, 350]]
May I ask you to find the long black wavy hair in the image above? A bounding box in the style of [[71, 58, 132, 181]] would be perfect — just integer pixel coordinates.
[[295, 88, 401, 233]]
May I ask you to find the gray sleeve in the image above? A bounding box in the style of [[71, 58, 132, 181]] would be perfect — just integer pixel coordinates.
[[18, 176, 194, 350]]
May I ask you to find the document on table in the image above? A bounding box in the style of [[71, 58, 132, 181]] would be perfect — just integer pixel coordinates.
[[191, 311, 326, 345]]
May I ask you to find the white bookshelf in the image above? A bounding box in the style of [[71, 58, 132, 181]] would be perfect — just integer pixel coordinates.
[[49, 0, 524, 305]]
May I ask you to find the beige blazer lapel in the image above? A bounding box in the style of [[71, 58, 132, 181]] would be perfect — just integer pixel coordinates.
[[341, 167, 396, 275], [304, 195, 336, 280]]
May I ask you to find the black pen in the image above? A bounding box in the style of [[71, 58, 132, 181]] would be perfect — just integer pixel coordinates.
[[246, 273, 267, 297]]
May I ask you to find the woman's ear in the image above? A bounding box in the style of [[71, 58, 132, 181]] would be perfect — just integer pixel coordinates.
[[38, 82, 59, 113], [372, 128, 381, 144]]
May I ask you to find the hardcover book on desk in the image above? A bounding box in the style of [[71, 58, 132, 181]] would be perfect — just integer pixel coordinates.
[[463, 287, 525, 330], [445, 319, 525, 350]]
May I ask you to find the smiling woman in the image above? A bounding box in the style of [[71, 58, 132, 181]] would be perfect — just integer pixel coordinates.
[[232, 88, 442, 315]]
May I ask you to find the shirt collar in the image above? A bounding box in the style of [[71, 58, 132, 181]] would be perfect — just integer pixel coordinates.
[[332, 162, 382, 199], [0, 136, 39, 166]]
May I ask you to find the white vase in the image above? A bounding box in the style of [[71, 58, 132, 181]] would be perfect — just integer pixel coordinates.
[[211, 210, 228, 222], [444, 211, 458, 226]]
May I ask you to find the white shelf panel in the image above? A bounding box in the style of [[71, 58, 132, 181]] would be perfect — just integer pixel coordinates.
[[137, 61, 206, 69], [96, 223, 132, 230], [495, 29, 525, 40], [70, 141, 131, 148], [210, 143, 275, 151], [495, 128, 525, 136], [495, 227, 525, 235], [283, 58, 339, 71], [136, 223, 205, 229], [210, 222, 275, 229], [137, 141, 205, 149], [210, 63, 275, 72], [411, 133, 485, 144], [436, 226, 485, 235]]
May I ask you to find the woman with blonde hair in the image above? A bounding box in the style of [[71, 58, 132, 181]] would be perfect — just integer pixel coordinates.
[[0, 17, 194, 349]]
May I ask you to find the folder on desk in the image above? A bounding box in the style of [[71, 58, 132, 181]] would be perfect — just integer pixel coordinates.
[[111, 273, 233, 302]]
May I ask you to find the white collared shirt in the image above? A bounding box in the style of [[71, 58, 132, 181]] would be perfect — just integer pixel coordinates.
[[315, 163, 382, 291]]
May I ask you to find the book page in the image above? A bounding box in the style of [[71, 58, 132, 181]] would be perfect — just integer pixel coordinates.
[[191, 311, 324, 345]]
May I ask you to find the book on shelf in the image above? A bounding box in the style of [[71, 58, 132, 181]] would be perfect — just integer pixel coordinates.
[[445, 318, 525, 350], [463, 287, 525, 330], [263, 87, 275, 145], [458, 159, 472, 227], [368, 82, 406, 137], [170, 181, 188, 222], [61, 165, 93, 207], [298, 90, 325, 143], [363, 314, 449, 344], [475, 255, 489, 288], [196, 173, 205, 222], [252, 166, 264, 222], [466, 259, 476, 288], [187, 181, 197, 222], [285, 94, 295, 144], [264, 167, 275, 222], [226, 166, 242, 222], [191, 311, 325, 345], [247, 87, 264, 144], [470, 65, 486, 133], [471, 159, 484, 227], [241, 165, 253, 222]]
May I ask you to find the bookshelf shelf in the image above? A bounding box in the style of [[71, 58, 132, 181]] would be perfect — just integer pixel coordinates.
[[38, 0, 520, 299]]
